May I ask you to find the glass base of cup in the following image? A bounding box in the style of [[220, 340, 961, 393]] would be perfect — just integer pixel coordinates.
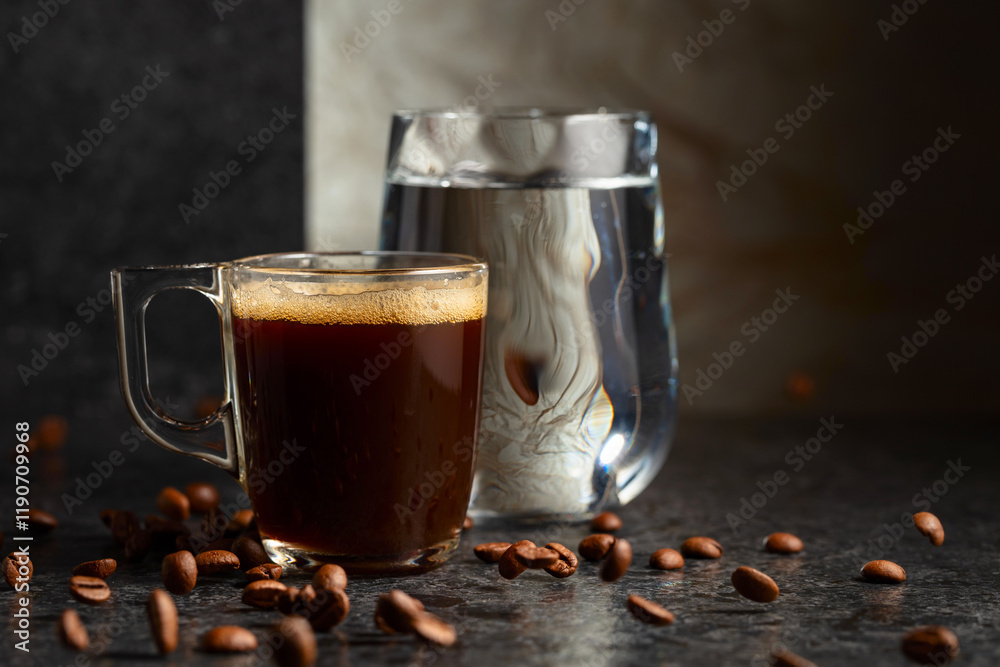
[[261, 536, 460, 575]]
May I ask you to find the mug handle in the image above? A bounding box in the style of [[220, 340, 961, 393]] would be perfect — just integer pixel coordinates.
[[111, 264, 239, 477]]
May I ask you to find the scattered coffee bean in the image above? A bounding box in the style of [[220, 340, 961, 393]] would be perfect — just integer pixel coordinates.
[[463, 516, 474, 530], [544, 543, 578, 578], [626, 594, 675, 626], [499, 540, 534, 580], [199, 508, 230, 542], [125, 529, 153, 562], [37, 414, 69, 450], [901, 625, 959, 664], [861, 560, 906, 584], [146, 516, 191, 547], [147, 588, 178, 655], [99, 509, 116, 529], [4, 551, 32, 588], [232, 535, 271, 569], [27, 508, 59, 531], [161, 550, 198, 595], [680, 536, 723, 559], [246, 563, 283, 582], [227, 509, 255, 536], [156, 487, 191, 521], [72, 558, 117, 579], [649, 548, 684, 570], [374, 590, 455, 646], [57, 609, 89, 650], [111, 510, 140, 546], [175, 535, 195, 553], [764, 532, 804, 554], [69, 575, 111, 604], [204, 537, 236, 553], [272, 616, 317, 667], [299, 584, 317, 606], [513, 544, 560, 569], [312, 563, 347, 591], [196, 550, 241, 575], [601, 538, 632, 582], [410, 610, 458, 647], [774, 651, 819, 667], [731, 566, 780, 603], [185, 482, 221, 514], [474, 542, 511, 563], [277, 587, 302, 615], [913, 512, 945, 547], [307, 586, 351, 631], [242, 579, 288, 609], [591, 511, 623, 532], [200, 626, 258, 653], [579, 534, 616, 562]]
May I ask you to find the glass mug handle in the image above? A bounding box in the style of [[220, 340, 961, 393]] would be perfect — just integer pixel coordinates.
[[111, 264, 239, 476]]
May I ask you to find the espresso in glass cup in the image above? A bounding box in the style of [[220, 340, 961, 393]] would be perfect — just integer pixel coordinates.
[[113, 252, 487, 573]]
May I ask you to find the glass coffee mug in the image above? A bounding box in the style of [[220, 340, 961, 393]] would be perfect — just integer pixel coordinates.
[[112, 252, 487, 573]]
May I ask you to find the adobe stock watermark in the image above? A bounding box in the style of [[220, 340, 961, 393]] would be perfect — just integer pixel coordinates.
[[340, 0, 413, 63], [672, 0, 751, 73], [348, 326, 427, 395], [213, 0, 243, 21], [844, 126, 960, 244], [400, 73, 502, 163], [179, 106, 297, 224], [545, 0, 588, 32], [393, 436, 475, 523], [717, 84, 834, 202], [726, 417, 844, 534], [878, 0, 930, 41], [682, 288, 799, 405], [7, 0, 71, 54], [887, 254, 997, 373], [51, 65, 170, 182]]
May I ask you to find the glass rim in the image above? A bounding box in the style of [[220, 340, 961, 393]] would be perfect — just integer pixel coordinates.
[[230, 251, 487, 277], [392, 106, 652, 122]]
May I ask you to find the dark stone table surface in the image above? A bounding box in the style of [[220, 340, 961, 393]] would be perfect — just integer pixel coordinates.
[[2, 416, 998, 666]]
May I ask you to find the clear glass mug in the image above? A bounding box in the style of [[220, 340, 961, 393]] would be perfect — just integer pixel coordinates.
[[380, 108, 677, 521], [112, 252, 488, 573]]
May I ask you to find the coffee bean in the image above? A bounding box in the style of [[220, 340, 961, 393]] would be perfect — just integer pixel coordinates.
[[913, 512, 945, 547], [543, 542, 578, 578], [200, 626, 258, 653], [4, 551, 32, 588], [680, 536, 723, 559], [99, 509, 116, 529], [307, 586, 351, 631], [175, 535, 194, 553], [196, 550, 241, 575], [374, 590, 454, 646], [156, 487, 190, 521], [600, 538, 632, 582], [272, 616, 317, 667], [901, 625, 959, 664], [498, 540, 534, 580], [312, 563, 347, 591], [185, 482, 221, 514], [861, 560, 906, 584], [277, 587, 302, 615], [125, 529, 153, 562], [72, 558, 117, 579], [410, 611, 458, 647], [513, 544, 560, 569], [161, 550, 198, 595], [731, 566, 780, 603], [37, 414, 69, 450], [649, 548, 684, 570], [27, 508, 59, 531], [579, 534, 616, 561], [774, 651, 818, 667], [764, 532, 804, 554], [69, 575, 111, 604], [146, 516, 191, 547], [57, 609, 89, 650], [463, 515, 474, 530], [246, 563, 282, 582], [147, 588, 178, 655], [591, 511, 622, 532], [242, 579, 288, 609], [111, 510, 140, 546], [626, 594, 675, 626], [232, 535, 271, 569], [474, 542, 511, 563], [227, 509, 255, 536], [204, 537, 235, 553]]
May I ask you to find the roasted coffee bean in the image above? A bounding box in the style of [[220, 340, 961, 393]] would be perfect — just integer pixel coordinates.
[[200, 626, 258, 653], [901, 625, 959, 664], [463, 516, 474, 530], [27, 508, 59, 531], [590, 511, 623, 533], [308, 586, 351, 631], [299, 584, 318, 606], [185, 482, 221, 514], [175, 535, 194, 553], [544, 543, 578, 578], [680, 536, 723, 559], [272, 616, 317, 667], [499, 540, 534, 580], [626, 594, 675, 626], [312, 563, 346, 591], [242, 579, 288, 609], [99, 509, 116, 529], [58, 609, 89, 650], [649, 548, 684, 570], [146, 515, 191, 547], [196, 550, 241, 575], [72, 558, 117, 579], [913, 512, 945, 547], [731, 566, 780, 603], [69, 575, 111, 604], [579, 534, 616, 561], [125, 529, 153, 562], [473, 542, 511, 563], [513, 544, 560, 569], [246, 563, 282, 582], [200, 508, 230, 541], [156, 487, 190, 521], [4, 551, 32, 588], [232, 535, 271, 569], [600, 538, 632, 582], [410, 611, 458, 646], [37, 414, 69, 450], [774, 651, 819, 667], [204, 538, 236, 553], [226, 509, 255, 536], [147, 588, 179, 655], [277, 587, 302, 615], [374, 590, 454, 646], [764, 532, 804, 554], [111, 510, 140, 546], [161, 550, 198, 595], [861, 560, 906, 584]]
